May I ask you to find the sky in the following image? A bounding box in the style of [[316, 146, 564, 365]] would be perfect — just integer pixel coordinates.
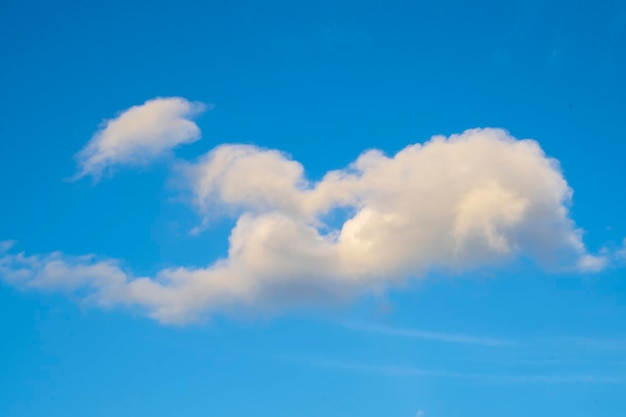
[[1, 0, 626, 416]]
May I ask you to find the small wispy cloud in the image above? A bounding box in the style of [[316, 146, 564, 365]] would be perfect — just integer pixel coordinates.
[[74, 97, 208, 180], [0, 240, 16, 253], [616, 238, 626, 261], [287, 356, 626, 385], [281, 356, 470, 378], [576, 254, 608, 273], [341, 322, 517, 347], [567, 336, 626, 351]]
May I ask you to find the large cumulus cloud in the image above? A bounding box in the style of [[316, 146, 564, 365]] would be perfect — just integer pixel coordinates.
[[0, 110, 608, 323]]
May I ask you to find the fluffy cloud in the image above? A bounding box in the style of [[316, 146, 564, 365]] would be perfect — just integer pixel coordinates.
[[0, 128, 608, 324], [74, 97, 207, 179], [187, 128, 598, 273]]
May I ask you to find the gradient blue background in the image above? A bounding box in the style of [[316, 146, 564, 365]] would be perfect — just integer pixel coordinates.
[[1, 0, 625, 416]]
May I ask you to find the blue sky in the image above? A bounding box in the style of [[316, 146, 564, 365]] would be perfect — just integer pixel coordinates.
[[1, 0, 626, 416]]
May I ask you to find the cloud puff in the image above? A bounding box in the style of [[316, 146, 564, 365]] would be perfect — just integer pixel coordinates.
[[0, 240, 16, 253], [0, 128, 608, 324], [74, 97, 207, 179], [616, 238, 626, 260], [187, 128, 599, 273]]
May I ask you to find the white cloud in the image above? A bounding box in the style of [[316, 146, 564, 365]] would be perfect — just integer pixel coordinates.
[[74, 97, 207, 179], [0, 128, 609, 323], [186, 128, 595, 274], [288, 356, 626, 384], [0, 240, 16, 253], [576, 254, 608, 273], [341, 322, 516, 347]]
